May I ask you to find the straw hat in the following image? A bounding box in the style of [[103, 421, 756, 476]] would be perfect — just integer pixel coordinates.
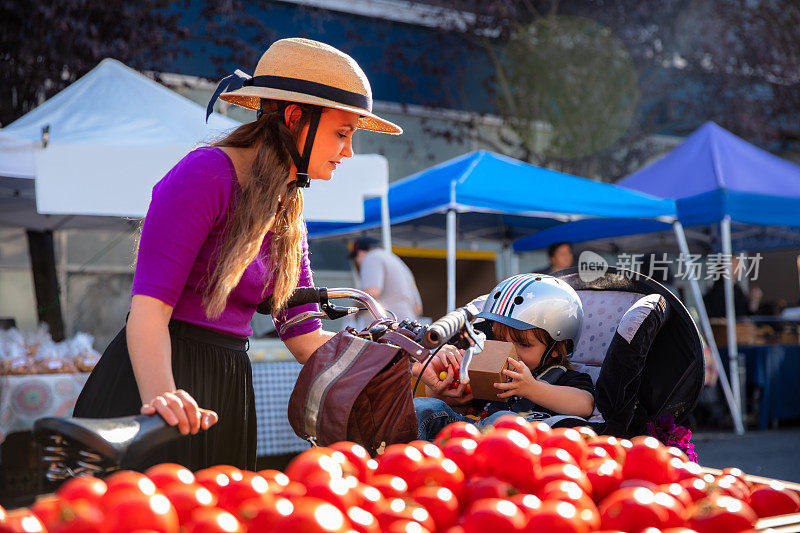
[[217, 38, 402, 135]]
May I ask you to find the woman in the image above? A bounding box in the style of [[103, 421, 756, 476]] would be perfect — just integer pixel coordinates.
[[73, 38, 402, 470]]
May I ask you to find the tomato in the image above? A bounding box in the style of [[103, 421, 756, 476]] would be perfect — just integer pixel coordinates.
[[473, 429, 539, 492], [0, 505, 5, 521], [680, 478, 711, 503], [411, 486, 459, 531], [274, 480, 307, 498], [576, 426, 598, 441], [329, 442, 373, 481], [673, 459, 704, 481], [585, 458, 623, 503], [433, 422, 481, 446], [712, 475, 749, 501], [103, 471, 158, 505], [658, 483, 694, 509], [374, 498, 435, 532], [345, 507, 380, 533], [748, 482, 800, 517], [350, 482, 386, 515], [588, 436, 626, 463], [491, 415, 538, 443], [285, 448, 348, 484], [370, 475, 409, 499], [49, 500, 107, 533], [103, 490, 179, 533], [408, 458, 465, 498], [208, 465, 244, 482], [30, 496, 61, 531], [56, 476, 107, 504], [523, 500, 590, 533], [721, 467, 752, 492], [304, 476, 360, 513], [236, 496, 294, 531], [194, 469, 232, 498], [375, 444, 426, 480], [160, 483, 217, 525], [653, 491, 687, 528], [537, 481, 599, 530], [538, 463, 593, 496], [460, 498, 526, 533], [462, 476, 517, 509], [184, 507, 244, 533], [622, 436, 675, 485], [145, 463, 195, 490], [0, 508, 46, 533], [687, 495, 757, 533], [541, 428, 590, 466], [540, 448, 579, 468], [598, 487, 669, 531], [384, 519, 432, 533], [509, 493, 542, 517], [441, 437, 479, 478], [273, 496, 352, 533], [216, 472, 270, 513], [586, 446, 610, 462], [407, 440, 444, 460]]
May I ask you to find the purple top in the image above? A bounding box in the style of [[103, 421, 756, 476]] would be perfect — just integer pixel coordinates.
[[132, 147, 322, 339]]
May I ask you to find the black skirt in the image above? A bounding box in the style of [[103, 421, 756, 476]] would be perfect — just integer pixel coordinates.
[[73, 319, 256, 472]]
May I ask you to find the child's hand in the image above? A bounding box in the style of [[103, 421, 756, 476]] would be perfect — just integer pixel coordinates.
[[412, 345, 473, 405], [494, 357, 538, 400]]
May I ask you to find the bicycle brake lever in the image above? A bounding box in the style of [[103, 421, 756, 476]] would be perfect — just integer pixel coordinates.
[[322, 303, 361, 320], [458, 319, 485, 385]]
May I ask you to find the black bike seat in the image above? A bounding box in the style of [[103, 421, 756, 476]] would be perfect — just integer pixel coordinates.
[[33, 414, 182, 469]]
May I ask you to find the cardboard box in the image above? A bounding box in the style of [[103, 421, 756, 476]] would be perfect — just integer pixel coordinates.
[[709, 318, 757, 347], [467, 340, 521, 401]]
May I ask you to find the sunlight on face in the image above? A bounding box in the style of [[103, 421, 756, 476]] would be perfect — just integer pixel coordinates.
[[494, 327, 548, 371], [295, 108, 359, 181]]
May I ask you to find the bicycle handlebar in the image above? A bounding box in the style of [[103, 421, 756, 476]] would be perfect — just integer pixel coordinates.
[[256, 287, 326, 315], [422, 309, 468, 348]]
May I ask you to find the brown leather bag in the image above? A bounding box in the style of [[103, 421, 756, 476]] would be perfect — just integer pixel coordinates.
[[287, 330, 419, 454]]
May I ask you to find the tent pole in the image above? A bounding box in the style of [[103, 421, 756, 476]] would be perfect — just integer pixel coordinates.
[[720, 216, 743, 420], [380, 191, 392, 251], [673, 221, 744, 434], [447, 209, 456, 312]]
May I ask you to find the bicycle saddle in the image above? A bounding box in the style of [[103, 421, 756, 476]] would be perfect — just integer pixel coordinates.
[[33, 414, 181, 478]]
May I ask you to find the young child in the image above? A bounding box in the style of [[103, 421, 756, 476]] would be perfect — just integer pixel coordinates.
[[414, 274, 596, 440]]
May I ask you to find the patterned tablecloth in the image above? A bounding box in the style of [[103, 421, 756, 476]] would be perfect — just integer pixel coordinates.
[[252, 361, 310, 456], [0, 373, 90, 444]]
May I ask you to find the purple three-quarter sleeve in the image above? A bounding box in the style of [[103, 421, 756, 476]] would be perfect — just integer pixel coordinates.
[[272, 231, 323, 341]]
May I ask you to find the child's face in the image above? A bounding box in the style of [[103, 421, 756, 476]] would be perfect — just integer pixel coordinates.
[[494, 328, 548, 372]]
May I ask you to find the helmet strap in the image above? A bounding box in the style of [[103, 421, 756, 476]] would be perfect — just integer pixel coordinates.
[[260, 102, 322, 188], [532, 340, 558, 375]]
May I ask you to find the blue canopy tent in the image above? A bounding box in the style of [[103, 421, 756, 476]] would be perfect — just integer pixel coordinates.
[[308, 149, 676, 311], [515, 121, 800, 433]]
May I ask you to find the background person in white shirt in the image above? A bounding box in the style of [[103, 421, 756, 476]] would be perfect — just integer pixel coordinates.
[[351, 237, 423, 321]]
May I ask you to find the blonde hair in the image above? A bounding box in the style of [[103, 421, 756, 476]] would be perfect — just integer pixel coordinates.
[[202, 101, 318, 319]]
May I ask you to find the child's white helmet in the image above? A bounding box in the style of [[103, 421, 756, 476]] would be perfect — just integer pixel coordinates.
[[478, 274, 583, 346]]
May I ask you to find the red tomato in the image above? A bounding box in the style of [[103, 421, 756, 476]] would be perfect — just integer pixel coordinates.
[[523, 500, 590, 533], [0, 505, 5, 521], [585, 458, 623, 503], [586, 446, 610, 461], [216, 472, 270, 513], [274, 480, 307, 498], [350, 482, 386, 515], [408, 458, 465, 498], [673, 459, 704, 481], [272, 496, 352, 533], [541, 428, 590, 466], [384, 519, 432, 533], [537, 481, 600, 530], [0, 508, 46, 533], [433, 422, 481, 445], [145, 463, 195, 490], [460, 498, 526, 533], [540, 448, 579, 468], [375, 444, 426, 480], [160, 483, 217, 525], [748, 483, 800, 517], [653, 491, 687, 528], [103, 471, 158, 505], [538, 463, 593, 496], [441, 438, 479, 478], [462, 476, 517, 509], [712, 475, 749, 501], [411, 486, 459, 531], [658, 482, 694, 509], [680, 477, 711, 503], [329, 441, 373, 481], [208, 465, 243, 482], [345, 507, 380, 533], [407, 440, 444, 460], [194, 469, 232, 498], [576, 426, 598, 440], [374, 498, 435, 532], [721, 467, 752, 492], [236, 496, 294, 531], [30, 496, 61, 531], [285, 448, 348, 484], [256, 469, 290, 490], [50, 500, 107, 533], [304, 476, 360, 513], [103, 490, 179, 533], [491, 415, 538, 443], [598, 487, 669, 531], [56, 476, 107, 504], [370, 475, 409, 499], [184, 507, 244, 533], [509, 493, 543, 517], [473, 429, 539, 492], [588, 436, 626, 463], [687, 495, 757, 533], [622, 436, 675, 485]]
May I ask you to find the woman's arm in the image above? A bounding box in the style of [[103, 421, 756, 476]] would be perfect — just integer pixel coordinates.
[[283, 328, 336, 364], [128, 295, 218, 433]]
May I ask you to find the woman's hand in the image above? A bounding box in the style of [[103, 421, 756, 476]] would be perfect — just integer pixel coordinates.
[[412, 345, 473, 405], [495, 357, 538, 400], [141, 389, 218, 435]]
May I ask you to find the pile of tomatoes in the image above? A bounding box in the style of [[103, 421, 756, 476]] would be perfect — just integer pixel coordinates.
[[2, 416, 800, 532]]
